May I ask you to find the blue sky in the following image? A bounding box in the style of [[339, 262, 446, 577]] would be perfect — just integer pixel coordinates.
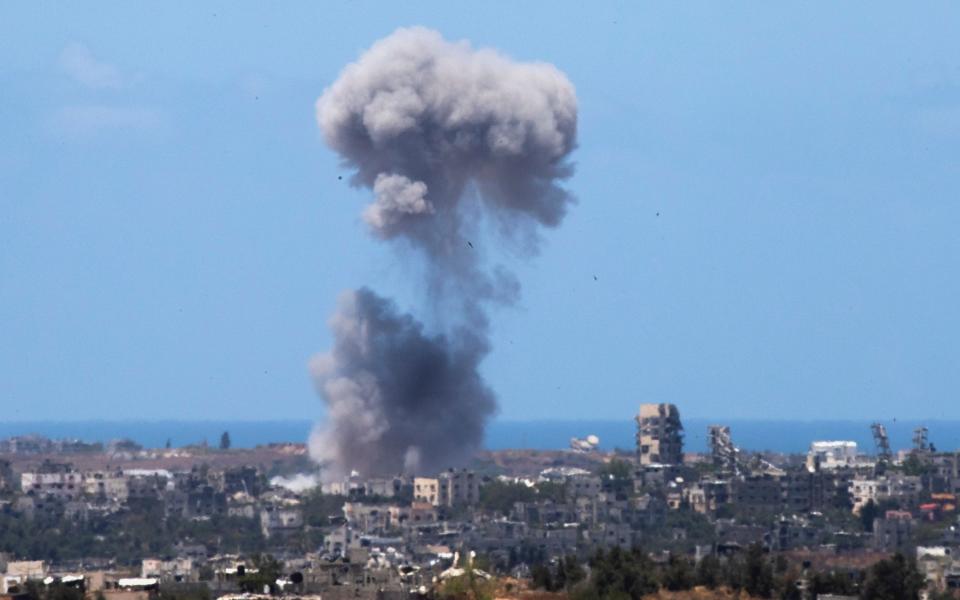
[[3, 2, 960, 422]]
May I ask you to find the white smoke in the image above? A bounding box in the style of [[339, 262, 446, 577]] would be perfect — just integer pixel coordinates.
[[270, 473, 320, 493], [365, 173, 433, 232]]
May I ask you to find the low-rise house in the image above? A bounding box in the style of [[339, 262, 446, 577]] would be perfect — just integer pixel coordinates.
[[851, 475, 923, 514], [260, 505, 304, 538], [365, 477, 404, 498], [733, 473, 782, 513], [186, 486, 227, 518], [438, 469, 480, 507], [413, 478, 439, 505], [771, 515, 823, 551], [323, 525, 362, 558], [394, 501, 438, 526], [83, 471, 129, 501], [125, 470, 170, 501], [2, 561, 46, 594], [141, 557, 195, 582], [590, 522, 633, 548], [20, 465, 83, 501], [227, 492, 257, 519], [565, 474, 602, 499], [873, 509, 915, 552], [343, 502, 396, 534], [221, 466, 261, 497], [715, 519, 769, 548]]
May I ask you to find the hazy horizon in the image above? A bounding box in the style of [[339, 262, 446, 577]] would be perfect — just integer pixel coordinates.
[[3, 417, 958, 455]]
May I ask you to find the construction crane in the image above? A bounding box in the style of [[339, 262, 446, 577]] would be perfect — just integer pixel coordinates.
[[871, 422, 892, 463], [708, 425, 739, 475], [707, 425, 783, 477], [913, 426, 931, 453]]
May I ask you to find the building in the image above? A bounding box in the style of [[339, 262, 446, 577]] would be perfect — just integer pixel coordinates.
[[259, 505, 304, 538], [413, 478, 439, 505], [1, 561, 46, 594], [437, 470, 480, 507], [806, 441, 858, 471], [682, 480, 731, 514], [83, 470, 129, 501], [565, 474, 603, 499], [343, 502, 393, 533], [125, 470, 170, 501], [874, 510, 914, 552], [733, 474, 782, 513], [227, 492, 258, 519], [772, 515, 823, 551], [0, 460, 12, 492], [365, 477, 403, 498], [141, 558, 194, 582], [221, 466, 261, 497], [20, 465, 83, 501], [636, 403, 684, 466], [850, 475, 923, 514]]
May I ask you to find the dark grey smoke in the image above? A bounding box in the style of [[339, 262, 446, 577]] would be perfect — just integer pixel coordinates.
[[309, 288, 495, 477], [309, 27, 577, 477]]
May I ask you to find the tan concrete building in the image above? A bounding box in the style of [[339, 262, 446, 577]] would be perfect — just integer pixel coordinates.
[[413, 477, 439, 505], [636, 403, 684, 466]]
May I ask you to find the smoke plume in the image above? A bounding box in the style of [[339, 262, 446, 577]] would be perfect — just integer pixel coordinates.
[[310, 27, 577, 478]]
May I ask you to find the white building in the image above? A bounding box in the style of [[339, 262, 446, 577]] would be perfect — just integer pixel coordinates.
[[806, 441, 859, 471], [141, 557, 194, 582], [2, 561, 47, 594], [413, 477, 439, 505], [20, 472, 84, 500]]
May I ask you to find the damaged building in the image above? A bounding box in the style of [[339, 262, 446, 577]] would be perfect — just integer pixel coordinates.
[[636, 403, 684, 466]]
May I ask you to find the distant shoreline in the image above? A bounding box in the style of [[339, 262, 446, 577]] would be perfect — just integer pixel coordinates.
[[2, 418, 958, 454]]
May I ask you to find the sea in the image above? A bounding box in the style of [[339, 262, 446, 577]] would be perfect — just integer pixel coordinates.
[[1, 419, 959, 455]]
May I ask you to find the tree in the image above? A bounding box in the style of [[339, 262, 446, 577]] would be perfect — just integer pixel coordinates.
[[531, 564, 554, 591], [735, 543, 774, 598], [239, 554, 281, 594], [775, 571, 803, 600], [580, 546, 659, 599], [902, 453, 932, 477], [861, 553, 926, 600], [860, 499, 879, 532], [439, 561, 497, 600], [536, 481, 567, 503], [809, 570, 858, 597], [555, 555, 586, 590], [478, 480, 536, 516], [696, 554, 722, 589], [219, 431, 231, 450], [661, 554, 695, 591], [301, 490, 346, 527]]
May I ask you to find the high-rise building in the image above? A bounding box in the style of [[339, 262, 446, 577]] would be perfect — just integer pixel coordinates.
[[636, 403, 684, 466]]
